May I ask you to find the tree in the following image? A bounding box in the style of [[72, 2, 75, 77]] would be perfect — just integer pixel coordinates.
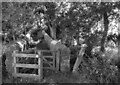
[[88, 2, 120, 52]]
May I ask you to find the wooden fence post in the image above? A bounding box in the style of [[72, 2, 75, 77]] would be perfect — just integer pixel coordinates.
[[56, 50, 60, 71], [38, 51, 43, 81], [52, 51, 56, 70], [72, 44, 87, 74], [12, 51, 16, 76]]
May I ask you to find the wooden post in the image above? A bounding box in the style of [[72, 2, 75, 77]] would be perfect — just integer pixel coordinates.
[[72, 44, 87, 74], [52, 51, 56, 70], [12, 51, 16, 76], [56, 50, 60, 71], [38, 51, 43, 81]]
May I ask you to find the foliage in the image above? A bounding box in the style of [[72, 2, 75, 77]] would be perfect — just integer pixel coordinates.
[[80, 54, 117, 83], [2, 2, 120, 47], [81, 46, 119, 83]]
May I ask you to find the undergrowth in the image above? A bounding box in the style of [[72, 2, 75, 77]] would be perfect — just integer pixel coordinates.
[[80, 53, 119, 83]]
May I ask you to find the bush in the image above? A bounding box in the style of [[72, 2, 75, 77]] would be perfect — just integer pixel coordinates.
[[80, 52, 119, 83]]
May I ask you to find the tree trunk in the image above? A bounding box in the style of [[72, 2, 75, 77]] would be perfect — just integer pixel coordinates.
[[49, 23, 56, 39], [100, 12, 109, 52]]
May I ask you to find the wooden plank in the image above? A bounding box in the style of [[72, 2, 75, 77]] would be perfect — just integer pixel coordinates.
[[40, 50, 57, 53], [72, 45, 86, 73], [15, 64, 39, 68], [13, 73, 40, 78], [43, 56, 53, 58], [43, 67, 54, 69], [14, 53, 39, 58], [43, 62, 53, 64], [42, 58, 53, 68]]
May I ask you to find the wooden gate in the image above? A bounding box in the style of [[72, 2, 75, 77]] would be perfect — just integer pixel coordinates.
[[39, 50, 60, 71], [12, 51, 43, 81], [12, 50, 60, 81]]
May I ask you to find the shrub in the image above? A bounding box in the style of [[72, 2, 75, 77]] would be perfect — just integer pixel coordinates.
[[80, 47, 119, 83]]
